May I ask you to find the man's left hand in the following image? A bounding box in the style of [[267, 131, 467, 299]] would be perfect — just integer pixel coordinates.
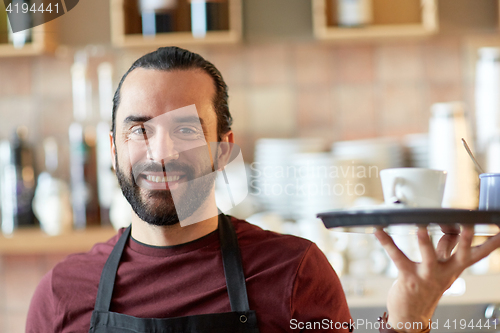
[[375, 225, 500, 333]]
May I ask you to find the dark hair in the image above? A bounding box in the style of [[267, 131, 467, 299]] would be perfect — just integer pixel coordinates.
[[111, 46, 232, 142]]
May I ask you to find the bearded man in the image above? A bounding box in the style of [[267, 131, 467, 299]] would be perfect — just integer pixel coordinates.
[[27, 46, 500, 333]]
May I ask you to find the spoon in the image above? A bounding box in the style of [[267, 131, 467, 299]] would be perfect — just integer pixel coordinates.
[[461, 138, 485, 174]]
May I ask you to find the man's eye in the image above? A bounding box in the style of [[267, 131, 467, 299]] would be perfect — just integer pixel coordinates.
[[131, 127, 150, 137], [179, 128, 196, 134], [174, 127, 203, 141]]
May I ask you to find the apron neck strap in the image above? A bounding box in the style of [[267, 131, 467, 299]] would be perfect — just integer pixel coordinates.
[[94, 225, 131, 312], [219, 214, 250, 312]]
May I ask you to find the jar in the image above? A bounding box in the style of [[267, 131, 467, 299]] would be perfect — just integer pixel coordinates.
[[336, 0, 372, 27]]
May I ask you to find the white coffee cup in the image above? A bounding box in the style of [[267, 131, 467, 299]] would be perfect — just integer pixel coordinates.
[[380, 168, 447, 208]]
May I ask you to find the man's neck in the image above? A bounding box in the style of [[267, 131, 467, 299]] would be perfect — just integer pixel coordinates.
[[130, 214, 219, 247]]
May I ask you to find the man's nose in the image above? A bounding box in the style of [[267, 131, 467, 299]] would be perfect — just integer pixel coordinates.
[[147, 132, 180, 162]]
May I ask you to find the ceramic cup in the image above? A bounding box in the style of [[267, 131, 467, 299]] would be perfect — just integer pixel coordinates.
[[479, 173, 500, 210], [380, 168, 447, 208]]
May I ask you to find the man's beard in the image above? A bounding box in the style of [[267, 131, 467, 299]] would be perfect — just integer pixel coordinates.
[[115, 155, 217, 227]]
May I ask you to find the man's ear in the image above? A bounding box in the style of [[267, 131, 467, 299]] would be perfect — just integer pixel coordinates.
[[216, 131, 234, 170], [110, 131, 116, 171], [223, 131, 234, 144]]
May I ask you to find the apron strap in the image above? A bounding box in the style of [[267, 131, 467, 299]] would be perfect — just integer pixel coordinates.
[[93, 225, 131, 312], [219, 214, 251, 312]]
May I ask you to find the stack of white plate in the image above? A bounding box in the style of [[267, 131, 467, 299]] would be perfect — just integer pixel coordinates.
[[332, 138, 404, 169], [252, 138, 325, 219], [403, 133, 429, 168], [331, 138, 404, 201], [289, 153, 343, 220]]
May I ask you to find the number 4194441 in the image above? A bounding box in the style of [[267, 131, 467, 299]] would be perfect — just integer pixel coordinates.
[[5, 2, 59, 14], [443, 319, 497, 330]]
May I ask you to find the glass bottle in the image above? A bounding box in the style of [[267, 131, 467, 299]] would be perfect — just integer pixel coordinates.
[[7, 0, 32, 48], [139, 0, 178, 35], [0, 127, 37, 235]]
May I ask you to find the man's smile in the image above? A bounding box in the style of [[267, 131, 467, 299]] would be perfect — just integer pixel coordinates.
[[136, 172, 187, 190], [146, 174, 180, 182]]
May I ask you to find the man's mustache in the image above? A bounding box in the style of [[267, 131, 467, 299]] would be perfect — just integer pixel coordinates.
[[132, 161, 192, 179]]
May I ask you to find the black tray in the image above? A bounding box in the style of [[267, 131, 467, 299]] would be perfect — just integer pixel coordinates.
[[317, 208, 500, 234]]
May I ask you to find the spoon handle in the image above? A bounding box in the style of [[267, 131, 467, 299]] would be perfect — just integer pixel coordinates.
[[461, 138, 485, 174]]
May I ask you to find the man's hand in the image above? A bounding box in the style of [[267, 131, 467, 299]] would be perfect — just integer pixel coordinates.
[[374, 225, 500, 333]]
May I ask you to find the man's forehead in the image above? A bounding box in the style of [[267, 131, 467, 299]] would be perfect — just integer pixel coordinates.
[[117, 68, 217, 125], [121, 68, 215, 100]]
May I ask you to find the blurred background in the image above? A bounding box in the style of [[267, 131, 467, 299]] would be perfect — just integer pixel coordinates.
[[2, 0, 500, 331]]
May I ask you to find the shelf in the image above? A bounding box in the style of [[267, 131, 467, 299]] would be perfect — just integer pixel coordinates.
[[0, 226, 117, 255], [312, 0, 438, 41], [0, 20, 57, 57], [110, 0, 242, 47]]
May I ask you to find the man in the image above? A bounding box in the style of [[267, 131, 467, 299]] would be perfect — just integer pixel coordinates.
[[27, 46, 500, 332]]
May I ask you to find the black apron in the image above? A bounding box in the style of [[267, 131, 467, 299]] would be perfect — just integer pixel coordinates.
[[89, 214, 260, 333]]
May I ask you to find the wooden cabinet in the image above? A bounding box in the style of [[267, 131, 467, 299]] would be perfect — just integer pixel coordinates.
[[0, 22, 57, 57], [0, 1, 57, 57], [312, 0, 438, 41], [110, 0, 242, 47]]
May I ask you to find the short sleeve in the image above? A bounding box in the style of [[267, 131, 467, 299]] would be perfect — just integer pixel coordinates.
[[26, 270, 56, 332], [290, 243, 353, 332]]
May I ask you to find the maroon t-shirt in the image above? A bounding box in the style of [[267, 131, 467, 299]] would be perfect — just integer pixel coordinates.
[[26, 217, 352, 332]]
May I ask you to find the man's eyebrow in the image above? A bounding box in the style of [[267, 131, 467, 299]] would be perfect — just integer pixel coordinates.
[[173, 116, 205, 126], [123, 115, 152, 124], [122, 115, 206, 128]]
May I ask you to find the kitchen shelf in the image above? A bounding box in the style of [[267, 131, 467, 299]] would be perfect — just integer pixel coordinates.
[[312, 0, 438, 41], [110, 0, 242, 47], [0, 226, 117, 255], [0, 14, 57, 57]]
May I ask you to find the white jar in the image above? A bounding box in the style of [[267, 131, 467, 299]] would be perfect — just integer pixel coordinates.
[[336, 0, 372, 27], [428, 102, 478, 209], [475, 47, 500, 161]]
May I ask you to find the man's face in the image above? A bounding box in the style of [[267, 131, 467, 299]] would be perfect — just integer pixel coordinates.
[[112, 68, 221, 226]]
